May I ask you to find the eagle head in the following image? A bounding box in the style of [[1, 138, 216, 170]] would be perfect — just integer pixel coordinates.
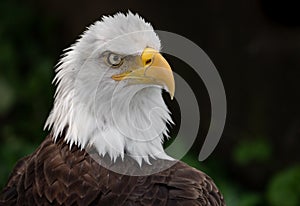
[[45, 12, 175, 165]]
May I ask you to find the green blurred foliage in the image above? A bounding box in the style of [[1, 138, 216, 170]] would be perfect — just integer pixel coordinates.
[[0, 0, 58, 188], [267, 165, 300, 206], [233, 137, 272, 166]]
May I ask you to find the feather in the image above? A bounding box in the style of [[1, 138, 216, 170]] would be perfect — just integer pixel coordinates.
[[0, 135, 225, 205]]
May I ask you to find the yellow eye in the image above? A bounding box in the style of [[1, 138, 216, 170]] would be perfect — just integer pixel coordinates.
[[107, 53, 123, 67]]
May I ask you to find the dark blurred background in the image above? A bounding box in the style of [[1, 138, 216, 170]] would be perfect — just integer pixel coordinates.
[[1, 0, 300, 205]]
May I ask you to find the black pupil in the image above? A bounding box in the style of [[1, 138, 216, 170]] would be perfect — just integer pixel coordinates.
[[112, 55, 120, 64]]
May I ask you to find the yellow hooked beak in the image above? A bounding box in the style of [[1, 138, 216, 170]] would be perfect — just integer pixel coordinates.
[[111, 48, 175, 99]]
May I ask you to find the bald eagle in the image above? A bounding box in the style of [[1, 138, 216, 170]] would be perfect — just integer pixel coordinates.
[[0, 12, 225, 206]]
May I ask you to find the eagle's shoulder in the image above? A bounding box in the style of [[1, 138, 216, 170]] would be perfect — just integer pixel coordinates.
[[0, 135, 109, 206], [0, 154, 31, 205], [119, 160, 226, 206], [163, 161, 226, 206]]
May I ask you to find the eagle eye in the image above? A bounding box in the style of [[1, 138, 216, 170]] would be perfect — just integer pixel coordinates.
[[107, 53, 123, 67]]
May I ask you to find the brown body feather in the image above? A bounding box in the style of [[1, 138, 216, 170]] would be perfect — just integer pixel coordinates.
[[0, 135, 225, 206]]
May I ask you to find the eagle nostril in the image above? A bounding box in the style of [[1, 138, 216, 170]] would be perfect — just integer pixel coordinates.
[[145, 58, 152, 66]]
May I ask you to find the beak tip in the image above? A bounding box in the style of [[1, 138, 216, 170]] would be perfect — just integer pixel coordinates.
[[168, 89, 175, 100]]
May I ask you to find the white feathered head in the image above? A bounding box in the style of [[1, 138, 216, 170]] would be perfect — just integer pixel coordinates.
[[45, 12, 175, 165]]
